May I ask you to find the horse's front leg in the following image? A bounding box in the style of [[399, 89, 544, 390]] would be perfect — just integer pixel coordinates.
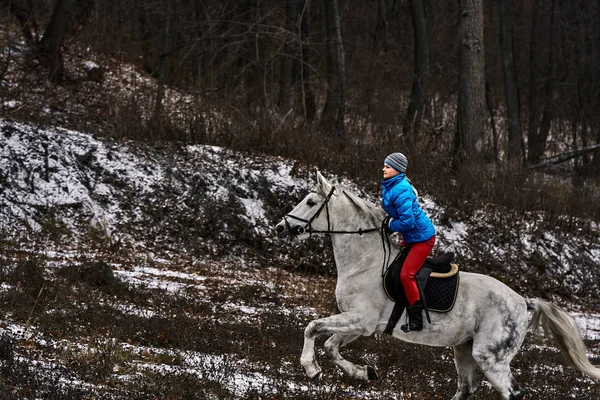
[[300, 312, 374, 380], [324, 334, 379, 380]]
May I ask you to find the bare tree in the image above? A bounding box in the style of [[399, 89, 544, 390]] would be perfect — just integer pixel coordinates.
[[500, 0, 523, 164], [572, 0, 600, 172], [191, 1, 208, 89], [403, 0, 430, 140], [454, 0, 486, 162], [299, 0, 315, 122], [485, 82, 499, 157], [136, 0, 155, 77], [594, 0, 600, 170], [278, 0, 302, 113], [277, 0, 314, 120], [321, 0, 345, 136], [38, 0, 75, 80], [3, 0, 94, 82], [366, 0, 388, 117], [154, 1, 171, 123], [528, 0, 561, 165], [526, 0, 543, 165]]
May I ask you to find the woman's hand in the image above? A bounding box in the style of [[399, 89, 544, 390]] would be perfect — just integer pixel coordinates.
[[398, 235, 407, 247], [383, 216, 394, 234]]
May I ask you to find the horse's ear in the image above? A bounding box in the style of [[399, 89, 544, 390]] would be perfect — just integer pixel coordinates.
[[316, 171, 333, 196]]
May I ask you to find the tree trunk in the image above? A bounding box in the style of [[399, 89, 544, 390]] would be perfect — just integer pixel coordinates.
[[366, 0, 388, 117], [594, 124, 600, 170], [574, 1, 588, 169], [593, 0, 600, 169], [136, 0, 155, 76], [528, 0, 561, 165], [38, 0, 75, 81], [5, 0, 92, 82], [2, 0, 38, 50], [572, 0, 600, 172], [278, 0, 301, 113], [500, 0, 523, 164], [527, 0, 542, 165], [154, 2, 171, 123], [196, 1, 215, 90], [456, 0, 486, 161], [321, 0, 345, 136], [485, 82, 499, 158], [403, 0, 429, 141], [192, 1, 205, 89], [299, 0, 315, 122], [334, 1, 346, 137]]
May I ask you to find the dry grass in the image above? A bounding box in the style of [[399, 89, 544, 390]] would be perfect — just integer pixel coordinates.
[[0, 236, 598, 399]]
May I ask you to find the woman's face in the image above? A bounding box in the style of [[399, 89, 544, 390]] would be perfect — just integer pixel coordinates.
[[382, 163, 399, 179]]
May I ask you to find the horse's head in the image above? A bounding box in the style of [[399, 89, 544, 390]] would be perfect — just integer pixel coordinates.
[[275, 171, 337, 240]]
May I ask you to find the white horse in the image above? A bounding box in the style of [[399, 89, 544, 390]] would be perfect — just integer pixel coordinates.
[[275, 172, 600, 400]]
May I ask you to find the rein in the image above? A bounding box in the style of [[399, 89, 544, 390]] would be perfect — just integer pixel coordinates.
[[283, 186, 395, 276]]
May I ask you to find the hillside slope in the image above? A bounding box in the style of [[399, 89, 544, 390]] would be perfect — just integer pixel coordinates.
[[1, 119, 599, 399], [1, 118, 599, 306]]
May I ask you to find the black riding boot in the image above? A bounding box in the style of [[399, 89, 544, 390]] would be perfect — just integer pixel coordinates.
[[383, 301, 404, 335], [401, 300, 423, 332]]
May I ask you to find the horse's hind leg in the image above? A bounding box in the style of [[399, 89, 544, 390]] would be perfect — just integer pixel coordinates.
[[472, 333, 526, 399], [476, 363, 523, 400], [451, 342, 478, 400], [324, 334, 378, 380], [470, 294, 528, 399]]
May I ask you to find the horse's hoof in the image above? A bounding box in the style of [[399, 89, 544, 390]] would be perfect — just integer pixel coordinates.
[[310, 371, 322, 381], [367, 365, 378, 380]]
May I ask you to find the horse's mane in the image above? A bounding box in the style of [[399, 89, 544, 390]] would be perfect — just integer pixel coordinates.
[[316, 180, 386, 225]]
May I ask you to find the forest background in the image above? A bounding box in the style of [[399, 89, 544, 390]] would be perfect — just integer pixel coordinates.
[[2, 0, 600, 225]]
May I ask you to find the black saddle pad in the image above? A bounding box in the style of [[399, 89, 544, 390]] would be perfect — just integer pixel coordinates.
[[383, 250, 460, 313], [420, 270, 459, 312]]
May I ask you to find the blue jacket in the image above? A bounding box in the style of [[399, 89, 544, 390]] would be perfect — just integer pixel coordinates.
[[381, 174, 435, 244]]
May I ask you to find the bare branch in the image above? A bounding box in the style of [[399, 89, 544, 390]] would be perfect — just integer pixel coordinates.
[[527, 144, 600, 169]]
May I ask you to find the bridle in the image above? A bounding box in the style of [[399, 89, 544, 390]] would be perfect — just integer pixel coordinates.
[[281, 186, 395, 276], [283, 186, 381, 237]]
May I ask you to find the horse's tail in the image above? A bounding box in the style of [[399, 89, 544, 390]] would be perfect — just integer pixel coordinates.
[[526, 298, 600, 380]]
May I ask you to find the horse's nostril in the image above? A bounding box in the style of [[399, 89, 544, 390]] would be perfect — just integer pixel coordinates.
[[276, 225, 285, 233]]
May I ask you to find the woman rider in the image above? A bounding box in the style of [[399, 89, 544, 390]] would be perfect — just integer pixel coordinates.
[[381, 152, 436, 332]]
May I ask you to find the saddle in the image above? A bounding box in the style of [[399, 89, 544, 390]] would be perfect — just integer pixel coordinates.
[[383, 249, 460, 327]]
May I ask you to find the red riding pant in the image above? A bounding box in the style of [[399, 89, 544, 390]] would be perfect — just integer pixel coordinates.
[[400, 235, 436, 306]]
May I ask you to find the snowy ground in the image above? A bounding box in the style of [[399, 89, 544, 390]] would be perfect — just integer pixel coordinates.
[[2, 117, 599, 301], [1, 119, 600, 399], [0, 248, 598, 399]]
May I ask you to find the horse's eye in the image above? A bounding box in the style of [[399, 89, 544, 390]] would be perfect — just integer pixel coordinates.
[[306, 199, 316, 207]]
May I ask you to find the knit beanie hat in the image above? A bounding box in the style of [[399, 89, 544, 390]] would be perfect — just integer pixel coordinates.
[[385, 152, 408, 173]]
